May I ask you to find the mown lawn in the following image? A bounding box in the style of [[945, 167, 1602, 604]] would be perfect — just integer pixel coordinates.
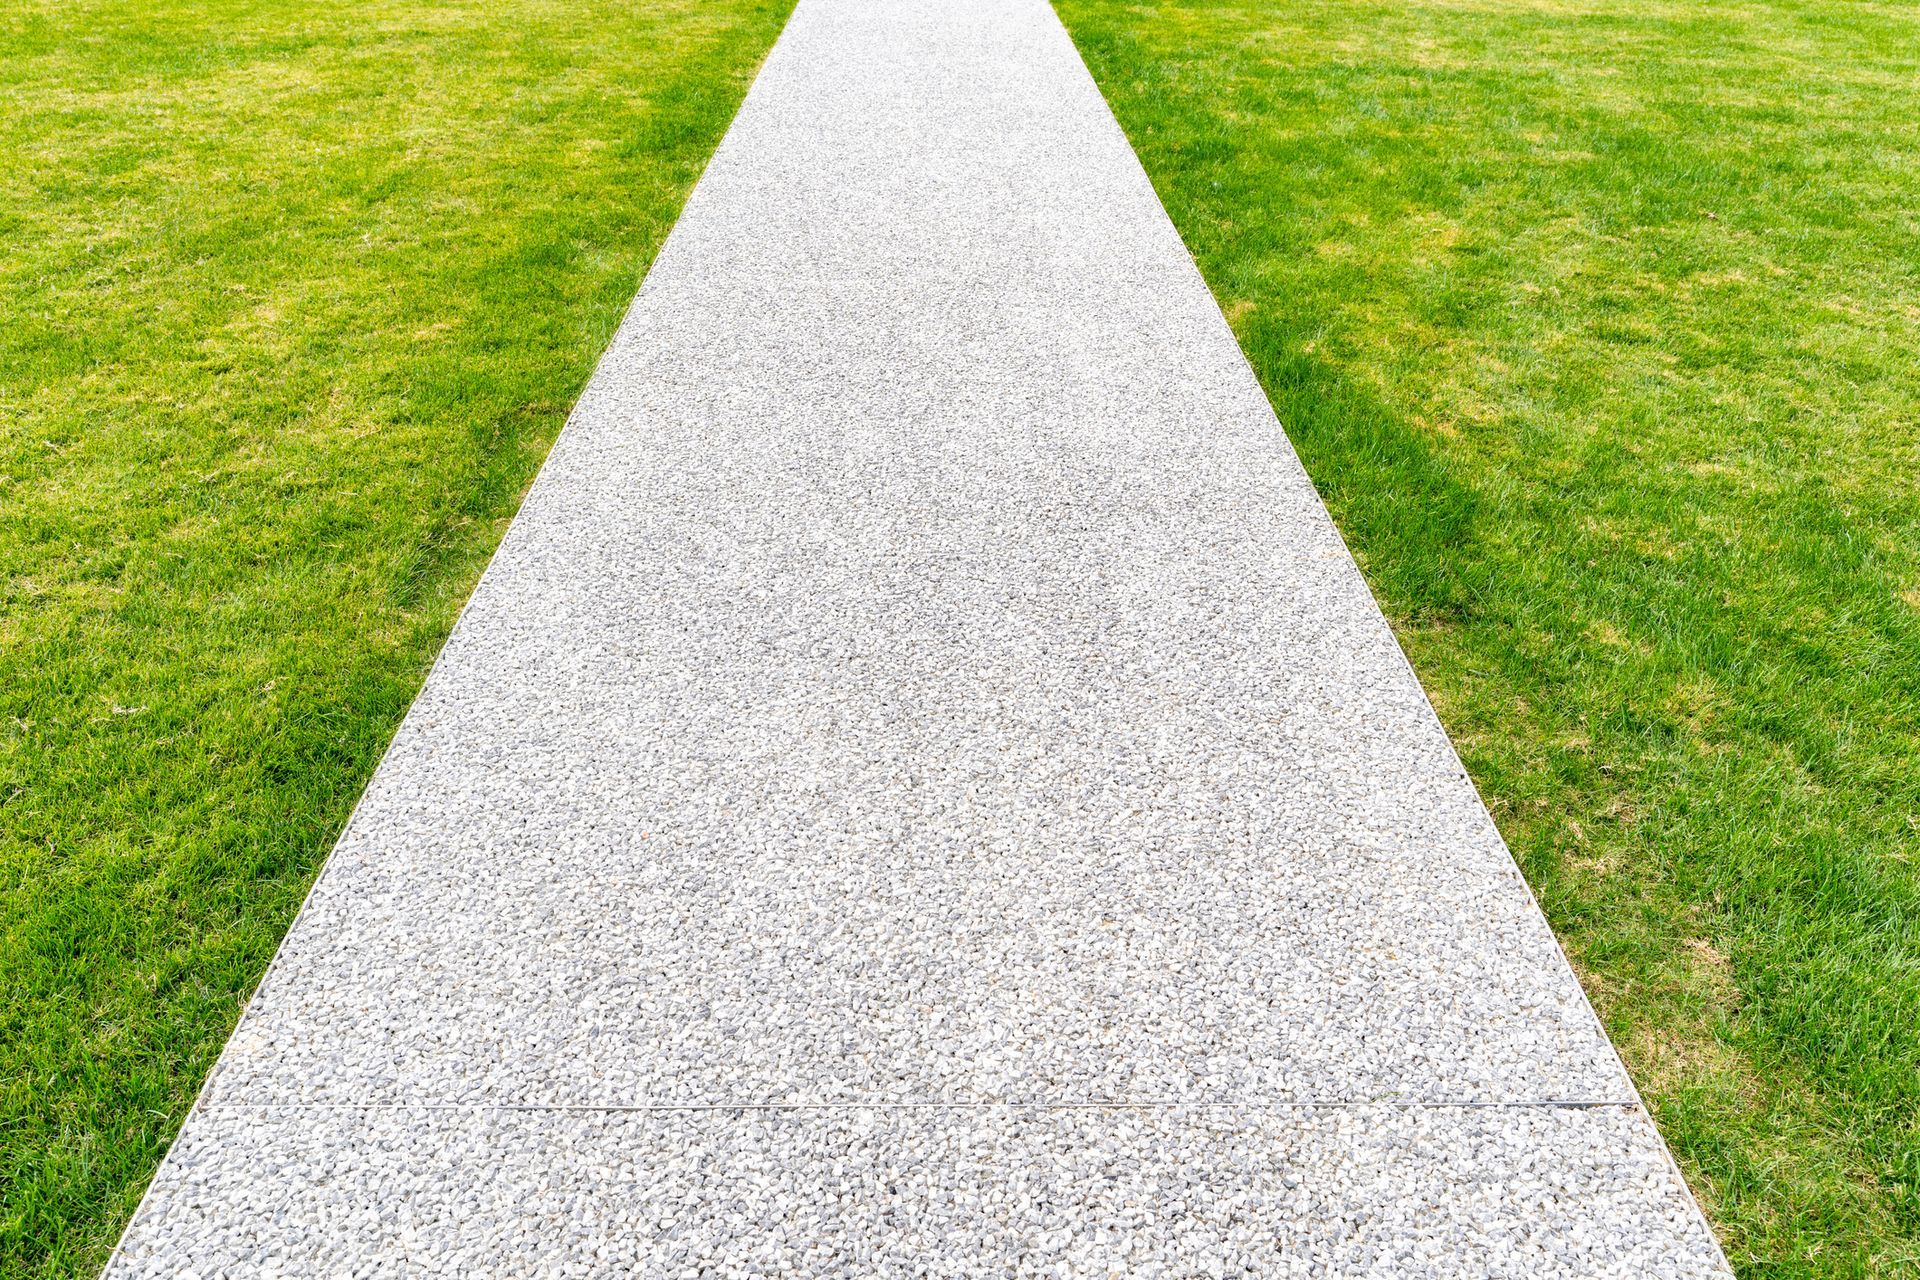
[[1056, 0, 1920, 1274], [6, 0, 1916, 1275], [0, 0, 788, 1273]]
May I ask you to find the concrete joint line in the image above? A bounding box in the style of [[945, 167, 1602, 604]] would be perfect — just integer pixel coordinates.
[[194, 1099, 1646, 1113]]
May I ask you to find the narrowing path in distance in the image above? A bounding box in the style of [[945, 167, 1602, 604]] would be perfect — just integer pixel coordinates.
[[108, 0, 1731, 1274]]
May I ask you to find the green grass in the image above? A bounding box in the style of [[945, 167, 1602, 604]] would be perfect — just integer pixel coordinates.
[[1054, 0, 1920, 1273], [5, 0, 1916, 1275], [0, 0, 788, 1272]]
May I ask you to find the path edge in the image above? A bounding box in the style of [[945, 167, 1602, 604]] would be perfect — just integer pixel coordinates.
[[1038, 2, 1733, 1268], [91, 13, 802, 1276]]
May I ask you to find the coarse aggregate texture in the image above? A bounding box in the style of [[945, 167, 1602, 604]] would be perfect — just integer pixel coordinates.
[[104, 0, 1730, 1273], [113, 1106, 1722, 1279]]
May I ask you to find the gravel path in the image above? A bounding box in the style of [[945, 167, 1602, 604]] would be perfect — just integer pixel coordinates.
[[106, 0, 1731, 1274]]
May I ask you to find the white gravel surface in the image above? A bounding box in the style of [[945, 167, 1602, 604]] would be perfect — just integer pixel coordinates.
[[105, 0, 1731, 1273], [117, 1107, 1723, 1279]]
